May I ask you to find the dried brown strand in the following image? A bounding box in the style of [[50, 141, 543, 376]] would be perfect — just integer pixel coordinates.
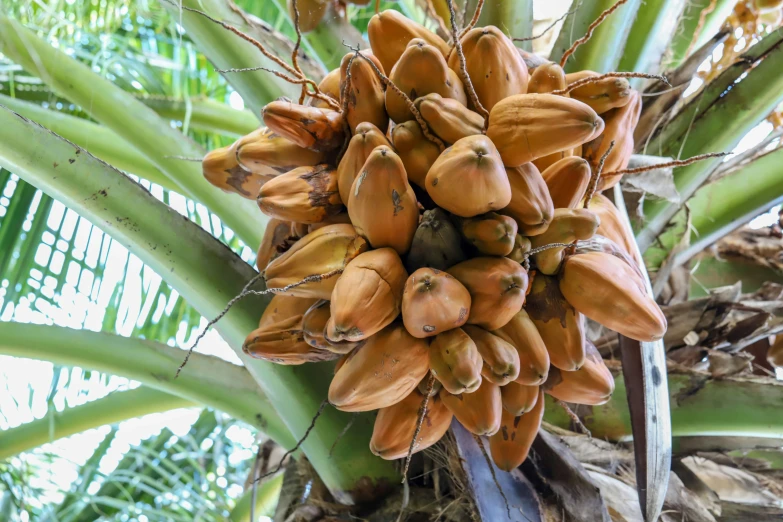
[[426, 0, 450, 36], [559, 0, 630, 67], [583, 140, 615, 209], [289, 0, 307, 104], [458, 0, 484, 38], [554, 398, 592, 437], [175, 269, 343, 377], [170, 2, 299, 77], [602, 151, 730, 177], [473, 433, 511, 519], [254, 399, 330, 483], [550, 72, 669, 96], [514, 7, 578, 42], [686, 0, 719, 58], [446, 0, 489, 130], [402, 372, 435, 484], [346, 43, 447, 150], [329, 413, 358, 457]]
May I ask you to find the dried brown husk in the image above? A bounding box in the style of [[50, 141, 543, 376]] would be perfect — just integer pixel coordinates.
[[440, 378, 502, 436], [486, 94, 604, 167], [257, 164, 341, 224], [448, 25, 529, 112], [447, 257, 528, 330], [256, 218, 305, 272], [502, 162, 554, 236], [463, 325, 520, 386], [386, 38, 466, 123], [347, 146, 419, 255], [202, 142, 273, 199], [264, 224, 369, 299], [329, 323, 430, 412], [336, 122, 391, 204], [262, 100, 344, 152], [494, 309, 550, 386], [489, 389, 544, 471], [236, 127, 327, 173], [370, 388, 452, 460], [404, 208, 466, 272], [460, 212, 518, 256], [429, 328, 483, 394], [426, 135, 511, 218], [401, 267, 471, 338], [327, 248, 408, 342], [525, 273, 586, 371], [340, 51, 389, 133]]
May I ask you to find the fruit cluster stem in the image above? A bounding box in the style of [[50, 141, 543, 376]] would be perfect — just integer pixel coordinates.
[[473, 433, 511, 519]]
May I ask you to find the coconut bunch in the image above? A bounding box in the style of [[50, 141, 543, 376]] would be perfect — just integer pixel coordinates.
[[201, 9, 667, 471]]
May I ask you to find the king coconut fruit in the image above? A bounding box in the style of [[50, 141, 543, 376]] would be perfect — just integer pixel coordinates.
[[202, 9, 666, 472]]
